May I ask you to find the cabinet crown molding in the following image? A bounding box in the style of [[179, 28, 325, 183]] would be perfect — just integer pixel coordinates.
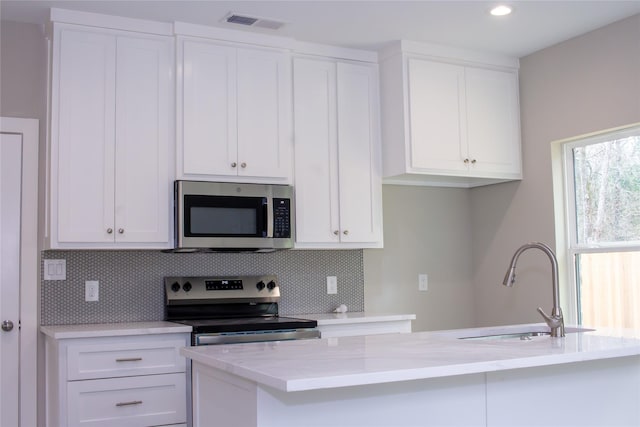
[[174, 21, 295, 49], [379, 40, 519, 70], [50, 8, 173, 36]]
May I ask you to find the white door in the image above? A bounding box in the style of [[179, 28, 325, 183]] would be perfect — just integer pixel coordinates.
[[0, 132, 22, 427]]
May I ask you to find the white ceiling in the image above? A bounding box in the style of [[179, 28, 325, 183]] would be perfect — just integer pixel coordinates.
[[2, 1, 640, 58]]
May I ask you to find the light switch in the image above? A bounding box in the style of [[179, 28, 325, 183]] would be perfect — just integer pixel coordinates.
[[44, 259, 66, 280]]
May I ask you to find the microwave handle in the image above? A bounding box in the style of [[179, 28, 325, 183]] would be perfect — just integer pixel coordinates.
[[264, 198, 272, 238]]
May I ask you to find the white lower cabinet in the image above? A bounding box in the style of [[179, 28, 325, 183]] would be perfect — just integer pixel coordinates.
[[45, 333, 189, 427], [293, 56, 383, 248]]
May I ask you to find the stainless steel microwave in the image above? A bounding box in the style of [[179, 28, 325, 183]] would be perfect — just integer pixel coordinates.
[[174, 181, 293, 252]]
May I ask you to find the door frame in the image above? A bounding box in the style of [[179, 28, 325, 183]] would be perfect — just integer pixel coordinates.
[[0, 117, 39, 427]]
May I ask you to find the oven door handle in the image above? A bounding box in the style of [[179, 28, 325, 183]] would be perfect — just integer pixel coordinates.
[[194, 329, 320, 345]]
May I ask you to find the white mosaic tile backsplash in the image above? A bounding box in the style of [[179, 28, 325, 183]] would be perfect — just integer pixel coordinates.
[[41, 250, 364, 325]]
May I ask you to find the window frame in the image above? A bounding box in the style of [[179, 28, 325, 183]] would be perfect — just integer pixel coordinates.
[[551, 122, 640, 325]]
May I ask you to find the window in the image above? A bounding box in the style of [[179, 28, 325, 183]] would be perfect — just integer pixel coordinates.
[[557, 124, 640, 329]]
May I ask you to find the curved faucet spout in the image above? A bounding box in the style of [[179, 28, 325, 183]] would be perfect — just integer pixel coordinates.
[[503, 242, 565, 337]]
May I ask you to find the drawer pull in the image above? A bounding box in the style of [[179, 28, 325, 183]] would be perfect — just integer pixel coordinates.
[[115, 400, 143, 407], [115, 357, 143, 362]]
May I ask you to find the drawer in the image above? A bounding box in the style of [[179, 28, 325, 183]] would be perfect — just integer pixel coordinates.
[[66, 373, 186, 427], [66, 335, 188, 380]]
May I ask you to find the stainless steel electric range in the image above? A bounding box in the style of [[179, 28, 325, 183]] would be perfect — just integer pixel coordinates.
[[164, 275, 319, 346]]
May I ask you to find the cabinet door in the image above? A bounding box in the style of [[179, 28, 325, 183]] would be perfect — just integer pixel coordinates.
[[182, 41, 237, 176], [293, 58, 340, 243], [237, 48, 291, 180], [336, 62, 383, 244], [115, 35, 173, 245], [465, 67, 522, 176], [56, 29, 116, 243], [407, 58, 468, 173]]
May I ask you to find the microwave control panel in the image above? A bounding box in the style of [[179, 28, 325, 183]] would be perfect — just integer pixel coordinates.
[[273, 198, 291, 238]]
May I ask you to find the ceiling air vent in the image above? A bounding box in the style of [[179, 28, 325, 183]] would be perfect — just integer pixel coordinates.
[[224, 13, 285, 30]]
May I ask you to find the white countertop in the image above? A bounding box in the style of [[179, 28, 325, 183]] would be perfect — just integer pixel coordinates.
[[40, 321, 192, 339], [181, 323, 640, 392], [298, 312, 415, 325]]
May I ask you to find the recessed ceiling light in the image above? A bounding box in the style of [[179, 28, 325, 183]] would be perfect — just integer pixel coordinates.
[[490, 5, 513, 16]]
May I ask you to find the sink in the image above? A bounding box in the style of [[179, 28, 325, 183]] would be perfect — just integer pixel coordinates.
[[460, 331, 551, 341], [457, 327, 595, 341]]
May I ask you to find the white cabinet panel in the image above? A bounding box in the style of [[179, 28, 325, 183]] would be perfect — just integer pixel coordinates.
[[465, 67, 521, 175], [56, 29, 116, 244], [49, 24, 174, 248], [179, 39, 292, 183], [182, 41, 237, 176], [293, 57, 382, 248], [407, 59, 467, 172], [237, 48, 291, 179], [336, 62, 382, 244], [115, 36, 172, 244], [293, 58, 340, 243]]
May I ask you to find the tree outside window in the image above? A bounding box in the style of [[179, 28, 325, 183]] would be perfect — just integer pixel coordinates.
[[560, 125, 640, 330]]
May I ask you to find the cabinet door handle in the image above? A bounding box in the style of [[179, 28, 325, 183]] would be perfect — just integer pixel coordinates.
[[118, 228, 124, 234], [115, 400, 143, 407], [231, 162, 237, 168], [115, 357, 142, 362], [463, 158, 470, 164], [240, 162, 247, 168], [107, 228, 113, 234], [343, 230, 349, 236], [333, 230, 339, 235], [471, 159, 477, 164]]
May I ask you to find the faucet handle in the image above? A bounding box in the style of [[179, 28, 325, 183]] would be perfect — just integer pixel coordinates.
[[537, 307, 565, 337]]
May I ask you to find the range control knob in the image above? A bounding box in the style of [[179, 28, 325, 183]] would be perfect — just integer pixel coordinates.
[[170, 282, 181, 292], [267, 280, 277, 290], [182, 282, 192, 292], [256, 281, 266, 291]]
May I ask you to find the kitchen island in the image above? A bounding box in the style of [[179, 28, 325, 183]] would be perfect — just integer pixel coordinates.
[[181, 324, 640, 427]]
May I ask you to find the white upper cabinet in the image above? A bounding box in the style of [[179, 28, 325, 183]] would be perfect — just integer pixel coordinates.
[[179, 38, 292, 183], [293, 56, 383, 248], [48, 22, 174, 249], [380, 41, 522, 188]]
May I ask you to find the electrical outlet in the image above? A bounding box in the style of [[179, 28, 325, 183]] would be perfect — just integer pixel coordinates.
[[85, 280, 99, 302], [419, 274, 428, 291], [326, 276, 338, 294]]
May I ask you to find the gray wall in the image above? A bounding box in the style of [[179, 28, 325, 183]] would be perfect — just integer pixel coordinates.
[[364, 185, 476, 332], [470, 14, 640, 327]]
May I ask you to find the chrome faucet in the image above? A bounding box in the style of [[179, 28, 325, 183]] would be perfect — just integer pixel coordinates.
[[503, 242, 565, 337]]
